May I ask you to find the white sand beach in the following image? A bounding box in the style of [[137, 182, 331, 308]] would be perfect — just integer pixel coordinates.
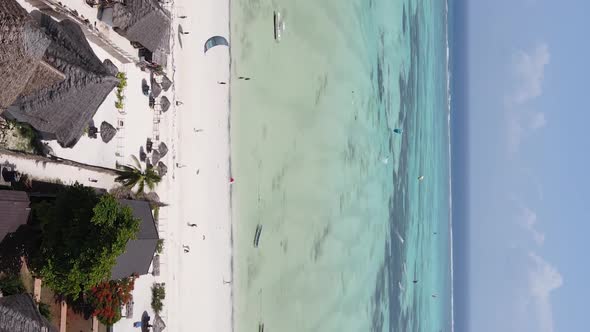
[[159, 0, 233, 331]]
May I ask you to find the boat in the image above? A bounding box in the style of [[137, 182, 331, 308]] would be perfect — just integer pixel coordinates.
[[258, 323, 265, 332], [253, 224, 263, 247], [418, 175, 424, 181], [274, 11, 286, 42]]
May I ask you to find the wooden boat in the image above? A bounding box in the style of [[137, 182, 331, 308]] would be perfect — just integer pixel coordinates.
[[253, 224, 263, 247], [273, 11, 285, 42]]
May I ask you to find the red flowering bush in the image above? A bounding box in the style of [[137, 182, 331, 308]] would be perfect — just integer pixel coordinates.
[[87, 276, 136, 325]]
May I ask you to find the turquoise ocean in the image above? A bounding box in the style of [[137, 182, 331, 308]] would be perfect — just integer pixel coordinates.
[[230, 0, 452, 331]]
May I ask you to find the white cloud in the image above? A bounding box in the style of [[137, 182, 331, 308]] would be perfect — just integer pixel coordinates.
[[511, 43, 550, 105], [520, 207, 545, 246], [508, 111, 547, 154], [527, 252, 563, 332]]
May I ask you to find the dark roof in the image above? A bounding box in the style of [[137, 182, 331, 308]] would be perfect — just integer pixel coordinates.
[[0, 294, 58, 332], [0, 190, 30, 242], [0, 0, 54, 111], [111, 199, 158, 280], [112, 0, 171, 54], [7, 13, 119, 147]]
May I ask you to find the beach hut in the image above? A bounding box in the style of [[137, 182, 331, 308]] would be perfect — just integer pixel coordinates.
[[100, 121, 117, 143], [6, 12, 119, 148], [0, 1, 56, 112], [0, 294, 58, 332], [111, 0, 171, 67], [111, 199, 159, 279], [0, 190, 30, 242]]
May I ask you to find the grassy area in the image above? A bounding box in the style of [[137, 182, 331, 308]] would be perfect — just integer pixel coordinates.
[[0, 119, 43, 154], [115, 72, 127, 110]]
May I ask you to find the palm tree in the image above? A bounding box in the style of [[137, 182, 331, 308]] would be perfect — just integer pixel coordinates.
[[115, 155, 162, 193]]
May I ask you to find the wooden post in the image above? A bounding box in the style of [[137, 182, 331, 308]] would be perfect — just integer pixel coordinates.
[[33, 278, 42, 303], [60, 300, 67, 332], [92, 316, 99, 332]]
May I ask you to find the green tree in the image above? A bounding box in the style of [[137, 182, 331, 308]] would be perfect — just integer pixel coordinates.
[[35, 184, 140, 299], [115, 155, 162, 194]]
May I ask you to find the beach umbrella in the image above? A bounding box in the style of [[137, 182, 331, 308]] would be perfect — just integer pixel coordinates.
[[204, 36, 229, 53], [157, 161, 167, 176], [142, 79, 150, 96], [158, 142, 168, 158], [100, 121, 117, 143], [152, 315, 166, 332], [161, 75, 172, 91], [139, 146, 147, 162], [151, 150, 161, 165], [146, 138, 153, 153], [158, 96, 171, 113], [151, 82, 162, 98]]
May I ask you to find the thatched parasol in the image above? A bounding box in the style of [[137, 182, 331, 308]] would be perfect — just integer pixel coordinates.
[[157, 161, 167, 176], [151, 149, 161, 164], [161, 75, 172, 91], [151, 81, 162, 98], [158, 96, 170, 113], [100, 121, 117, 143], [139, 146, 146, 162], [158, 142, 168, 158], [152, 315, 166, 332]]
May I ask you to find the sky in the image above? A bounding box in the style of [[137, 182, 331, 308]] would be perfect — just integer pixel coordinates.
[[457, 0, 590, 331]]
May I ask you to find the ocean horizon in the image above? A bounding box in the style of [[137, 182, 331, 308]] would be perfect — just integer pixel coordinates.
[[230, 0, 452, 331]]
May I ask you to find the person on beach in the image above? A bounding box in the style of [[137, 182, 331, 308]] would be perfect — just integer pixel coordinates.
[[187, 223, 197, 227], [194, 128, 203, 132], [230, 177, 235, 184], [88, 178, 98, 183], [176, 101, 183, 106], [179, 15, 187, 18], [183, 245, 190, 253], [181, 31, 190, 35], [176, 163, 186, 168], [413, 280, 419, 284], [238, 76, 252, 80], [217, 81, 227, 85]]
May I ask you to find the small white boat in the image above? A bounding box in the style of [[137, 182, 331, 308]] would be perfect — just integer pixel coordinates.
[[418, 175, 424, 181], [274, 11, 286, 42]]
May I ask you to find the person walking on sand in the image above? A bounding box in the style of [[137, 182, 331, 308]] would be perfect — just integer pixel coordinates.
[[176, 101, 183, 106], [217, 81, 227, 85], [182, 245, 190, 253], [178, 15, 187, 18], [181, 31, 190, 35], [187, 223, 197, 228], [176, 163, 186, 168]]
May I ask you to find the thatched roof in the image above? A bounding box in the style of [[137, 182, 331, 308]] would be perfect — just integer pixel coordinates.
[[0, 294, 58, 332], [150, 81, 162, 98], [158, 96, 170, 113], [112, 0, 171, 54], [151, 149, 161, 165], [158, 142, 168, 157], [161, 75, 172, 91], [7, 12, 119, 147], [100, 121, 117, 143], [0, 0, 55, 111]]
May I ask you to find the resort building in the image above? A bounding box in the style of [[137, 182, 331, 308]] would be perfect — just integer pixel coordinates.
[[111, 199, 160, 280], [0, 294, 58, 332], [102, 0, 171, 68], [4, 10, 119, 148], [0, 190, 31, 242]]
